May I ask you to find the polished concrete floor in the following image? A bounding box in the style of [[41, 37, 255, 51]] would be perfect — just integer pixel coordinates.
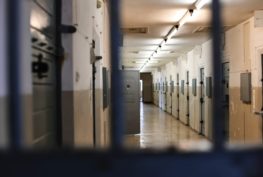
[[125, 103, 211, 151]]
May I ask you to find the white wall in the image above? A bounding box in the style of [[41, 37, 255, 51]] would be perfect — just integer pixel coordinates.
[[152, 39, 213, 138], [226, 17, 263, 143], [152, 15, 263, 143], [62, 0, 111, 148]]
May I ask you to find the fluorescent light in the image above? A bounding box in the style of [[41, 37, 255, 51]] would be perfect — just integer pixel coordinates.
[[195, 0, 210, 10], [140, 63, 146, 71], [166, 26, 178, 40], [159, 40, 166, 48], [156, 47, 161, 53], [179, 10, 191, 27]]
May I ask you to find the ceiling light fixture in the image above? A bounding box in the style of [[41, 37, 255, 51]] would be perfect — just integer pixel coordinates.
[[141, 0, 206, 72], [195, 0, 210, 10], [179, 9, 194, 27], [166, 25, 179, 41], [159, 40, 166, 48]]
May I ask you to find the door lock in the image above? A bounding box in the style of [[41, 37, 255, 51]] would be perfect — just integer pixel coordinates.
[[32, 54, 49, 79]]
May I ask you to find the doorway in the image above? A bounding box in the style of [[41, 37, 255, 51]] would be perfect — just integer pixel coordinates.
[[140, 80, 143, 102], [222, 62, 230, 140], [169, 76, 174, 114], [200, 68, 205, 135], [186, 71, 190, 126], [176, 73, 180, 119]]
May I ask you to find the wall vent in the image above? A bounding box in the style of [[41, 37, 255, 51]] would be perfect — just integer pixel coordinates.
[[122, 27, 149, 34]]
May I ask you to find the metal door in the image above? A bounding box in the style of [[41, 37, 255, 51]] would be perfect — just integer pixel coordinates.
[[123, 70, 140, 134], [200, 68, 205, 135], [165, 79, 168, 111], [176, 74, 180, 119], [222, 62, 229, 140], [186, 71, 190, 126], [30, 0, 59, 147], [170, 78, 174, 114]]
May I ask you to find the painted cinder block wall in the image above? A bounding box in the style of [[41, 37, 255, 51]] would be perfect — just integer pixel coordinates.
[[152, 15, 263, 143]]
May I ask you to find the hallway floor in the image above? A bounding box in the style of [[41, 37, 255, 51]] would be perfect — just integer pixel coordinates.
[[125, 103, 211, 151]]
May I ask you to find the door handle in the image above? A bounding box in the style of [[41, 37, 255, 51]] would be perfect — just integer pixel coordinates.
[[254, 111, 263, 116]]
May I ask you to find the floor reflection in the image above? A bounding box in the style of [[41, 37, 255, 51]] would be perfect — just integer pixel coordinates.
[[125, 103, 211, 151]]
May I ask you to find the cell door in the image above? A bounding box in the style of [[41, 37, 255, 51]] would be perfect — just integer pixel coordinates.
[[164, 79, 167, 111], [222, 62, 230, 140], [200, 68, 205, 135], [30, 1, 59, 147], [170, 79, 174, 114], [176, 74, 180, 119], [165, 80, 168, 112], [123, 71, 140, 134], [186, 71, 190, 126]]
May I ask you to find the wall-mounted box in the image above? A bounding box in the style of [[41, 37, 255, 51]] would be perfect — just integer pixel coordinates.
[[206, 77, 212, 98], [192, 79, 197, 96], [181, 80, 184, 95], [240, 72, 251, 103]]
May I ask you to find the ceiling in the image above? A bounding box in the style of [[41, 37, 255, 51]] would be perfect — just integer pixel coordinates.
[[120, 0, 263, 72]]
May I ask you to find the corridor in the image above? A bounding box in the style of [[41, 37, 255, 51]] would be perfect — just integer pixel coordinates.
[[125, 103, 210, 151]]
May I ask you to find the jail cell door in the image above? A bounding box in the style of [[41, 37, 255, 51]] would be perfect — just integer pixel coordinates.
[[169, 77, 174, 115], [123, 70, 140, 134], [186, 71, 190, 126], [222, 62, 230, 140], [200, 68, 205, 135], [176, 74, 180, 119], [165, 81, 169, 112], [164, 79, 168, 111], [30, 1, 59, 147]]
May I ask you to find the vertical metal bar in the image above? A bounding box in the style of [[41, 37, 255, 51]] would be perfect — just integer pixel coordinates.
[[109, 0, 124, 149], [55, 0, 63, 147], [212, 0, 224, 149], [7, 0, 23, 149]]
